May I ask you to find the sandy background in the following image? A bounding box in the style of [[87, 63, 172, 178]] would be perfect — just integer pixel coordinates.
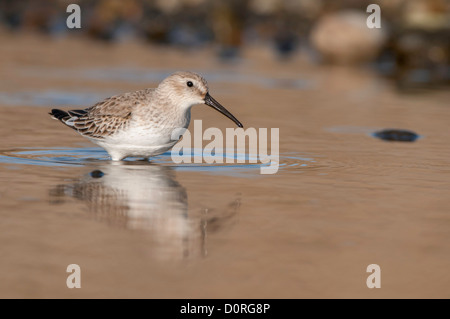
[[0, 17, 449, 299]]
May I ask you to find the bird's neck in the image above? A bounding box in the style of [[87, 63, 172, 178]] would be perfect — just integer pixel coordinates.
[[136, 89, 190, 129]]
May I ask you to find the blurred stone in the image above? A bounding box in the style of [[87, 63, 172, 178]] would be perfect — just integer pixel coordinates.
[[384, 0, 450, 91], [274, 27, 297, 59], [402, 0, 450, 31], [373, 129, 419, 142], [212, 1, 245, 61], [249, 0, 279, 15], [90, 170, 105, 178], [156, 0, 182, 14], [310, 10, 387, 64]]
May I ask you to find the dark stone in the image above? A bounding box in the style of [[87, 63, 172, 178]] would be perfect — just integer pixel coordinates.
[[90, 170, 104, 178], [373, 129, 419, 142]]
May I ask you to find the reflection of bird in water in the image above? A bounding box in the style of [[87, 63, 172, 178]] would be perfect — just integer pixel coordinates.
[[49, 163, 239, 260]]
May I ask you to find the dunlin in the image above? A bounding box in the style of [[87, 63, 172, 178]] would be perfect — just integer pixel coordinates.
[[50, 71, 243, 161]]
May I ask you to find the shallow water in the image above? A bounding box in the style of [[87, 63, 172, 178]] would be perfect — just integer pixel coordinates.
[[0, 35, 449, 298], [0, 147, 312, 175]]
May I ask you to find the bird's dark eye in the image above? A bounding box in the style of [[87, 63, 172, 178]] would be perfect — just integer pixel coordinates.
[[187, 81, 193, 87]]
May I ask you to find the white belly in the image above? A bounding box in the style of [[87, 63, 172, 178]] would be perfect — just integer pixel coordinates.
[[90, 125, 183, 160]]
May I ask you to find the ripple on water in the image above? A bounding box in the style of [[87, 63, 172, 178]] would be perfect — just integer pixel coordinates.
[[0, 147, 315, 177]]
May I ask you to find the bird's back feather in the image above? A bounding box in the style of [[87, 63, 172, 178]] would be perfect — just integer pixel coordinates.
[[49, 89, 154, 139]]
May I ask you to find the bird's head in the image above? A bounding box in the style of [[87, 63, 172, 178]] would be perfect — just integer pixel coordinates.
[[157, 71, 243, 128]]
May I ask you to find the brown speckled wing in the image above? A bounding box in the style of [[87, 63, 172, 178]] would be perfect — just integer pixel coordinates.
[[69, 89, 152, 139]]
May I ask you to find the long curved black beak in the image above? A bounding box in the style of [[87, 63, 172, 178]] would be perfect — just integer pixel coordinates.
[[204, 93, 243, 128]]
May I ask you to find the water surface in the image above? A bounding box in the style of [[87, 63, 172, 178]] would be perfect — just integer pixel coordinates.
[[0, 37, 449, 298]]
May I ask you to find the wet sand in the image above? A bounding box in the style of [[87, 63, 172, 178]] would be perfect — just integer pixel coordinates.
[[0, 32, 449, 298]]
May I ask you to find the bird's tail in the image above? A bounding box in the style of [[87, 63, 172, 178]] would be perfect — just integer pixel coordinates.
[[49, 109, 71, 122], [49, 108, 85, 130]]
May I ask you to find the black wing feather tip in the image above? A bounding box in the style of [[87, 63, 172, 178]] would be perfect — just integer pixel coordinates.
[[68, 109, 88, 117], [50, 109, 68, 120], [49, 109, 80, 131]]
